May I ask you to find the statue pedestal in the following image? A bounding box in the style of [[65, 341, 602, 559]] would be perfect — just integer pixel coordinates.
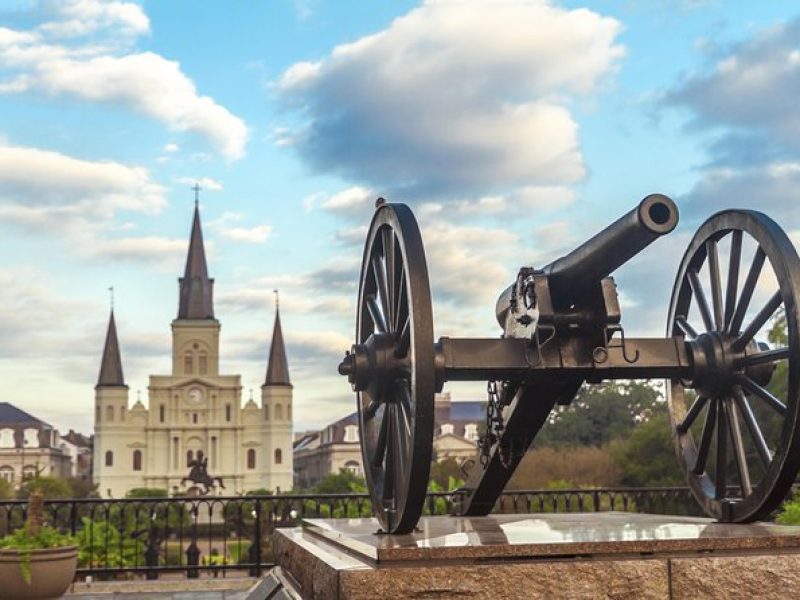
[[273, 512, 800, 599]]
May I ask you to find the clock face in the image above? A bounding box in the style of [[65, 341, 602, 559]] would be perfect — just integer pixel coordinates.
[[187, 388, 204, 405]]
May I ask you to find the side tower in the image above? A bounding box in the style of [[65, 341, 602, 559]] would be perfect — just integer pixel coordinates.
[[260, 294, 293, 491], [93, 309, 142, 497]]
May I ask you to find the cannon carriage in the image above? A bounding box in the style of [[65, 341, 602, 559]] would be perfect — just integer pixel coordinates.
[[337, 194, 800, 534]]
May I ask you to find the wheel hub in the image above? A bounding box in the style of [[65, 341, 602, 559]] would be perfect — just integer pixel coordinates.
[[688, 332, 777, 398], [338, 333, 409, 394]]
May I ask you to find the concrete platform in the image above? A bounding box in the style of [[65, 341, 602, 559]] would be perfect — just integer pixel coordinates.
[[273, 512, 800, 599]]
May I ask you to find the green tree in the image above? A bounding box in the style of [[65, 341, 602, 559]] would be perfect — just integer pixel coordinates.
[[313, 469, 367, 494], [126, 488, 168, 498], [536, 381, 663, 447], [610, 412, 683, 486], [429, 458, 465, 490], [17, 476, 72, 499], [65, 478, 99, 499], [0, 478, 12, 500]]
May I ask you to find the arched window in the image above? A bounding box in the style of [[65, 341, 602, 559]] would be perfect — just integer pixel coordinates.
[[96, 405, 101, 423], [247, 449, 256, 469], [225, 404, 231, 422], [274, 404, 283, 420], [105, 451, 113, 467], [287, 404, 292, 420], [0, 466, 13, 482], [199, 353, 208, 375], [187, 450, 194, 466], [159, 404, 165, 423], [264, 405, 270, 421], [106, 405, 114, 422], [344, 460, 362, 476], [274, 448, 282, 465], [133, 450, 142, 471], [184, 353, 193, 375], [120, 407, 126, 422], [192, 413, 198, 424]]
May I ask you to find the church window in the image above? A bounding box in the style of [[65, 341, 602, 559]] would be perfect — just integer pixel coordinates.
[[440, 423, 454, 436], [106, 405, 114, 422], [105, 451, 113, 467], [96, 405, 101, 422], [193, 413, 198, 424], [199, 354, 208, 375], [264, 405, 269, 421], [133, 450, 142, 471], [344, 425, 359, 443], [120, 407, 126, 422], [211, 437, 217, 468], [187, 450, 194, 466], [184, 353, 193, 375], [247, 449, 256, 469], [159, 404, 165, 423], [274, 448, 282, 465], [0, 429, 14, 449], [226, 404, 231, 422], [275, 404, 283, 420]]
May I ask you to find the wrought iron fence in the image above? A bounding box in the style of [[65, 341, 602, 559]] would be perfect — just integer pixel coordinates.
[[0, 486, 700, 580]]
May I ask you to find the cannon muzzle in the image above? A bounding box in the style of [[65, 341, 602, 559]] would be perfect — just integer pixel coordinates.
[[496, 194, 678, 326]]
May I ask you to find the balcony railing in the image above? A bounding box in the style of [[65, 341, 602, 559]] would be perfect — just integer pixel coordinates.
[[0, 486, 700, 579]]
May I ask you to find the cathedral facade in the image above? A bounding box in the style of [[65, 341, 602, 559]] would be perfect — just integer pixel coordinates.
[[92, 202, 293, 498]]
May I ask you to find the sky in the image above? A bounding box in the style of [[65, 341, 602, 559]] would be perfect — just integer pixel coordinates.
[[1, 0, 800, 436]]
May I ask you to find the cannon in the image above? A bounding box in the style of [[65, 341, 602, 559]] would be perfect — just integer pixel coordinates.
[[337, 195, 799, 533]]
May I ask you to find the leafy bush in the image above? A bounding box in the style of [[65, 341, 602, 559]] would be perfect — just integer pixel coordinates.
[[0, 526, 76, 583], [776, 492, 800, 525]]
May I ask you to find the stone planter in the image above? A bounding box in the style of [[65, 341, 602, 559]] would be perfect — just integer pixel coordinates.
[[0, 545, 78, 600]]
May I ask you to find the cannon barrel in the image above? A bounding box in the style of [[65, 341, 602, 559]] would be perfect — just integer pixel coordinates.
[[496, 194, 678, 325]]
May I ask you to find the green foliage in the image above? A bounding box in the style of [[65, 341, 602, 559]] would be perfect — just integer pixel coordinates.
[[537, 381, 663, 447], [777, 491, 800, 525], [313, 469, 367, 494], [0, 478, 12, 500], [507, 445, 622, 489], [76, 517, 144, 569], [0, 526, 76, 583], [429, 458, 465, 490], [610, 412, 684, 486], [17, 476, 72, 500], [126, 488, 168, 498], [65, 477, 99, 499]]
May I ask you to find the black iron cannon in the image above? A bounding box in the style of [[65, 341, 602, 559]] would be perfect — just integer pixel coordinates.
[[338, 195, 799, 533]]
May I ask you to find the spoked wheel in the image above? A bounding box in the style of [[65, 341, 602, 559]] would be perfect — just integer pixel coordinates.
[[668, 210, 800, 522], [338, 201, 435, 534]]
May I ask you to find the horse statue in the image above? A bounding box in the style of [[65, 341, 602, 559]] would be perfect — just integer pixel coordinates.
[[180, 451, 225, 495]]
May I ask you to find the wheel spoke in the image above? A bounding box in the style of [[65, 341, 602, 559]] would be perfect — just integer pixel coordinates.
[[675, 315, 699, 339], [382, 227, 396, 329], [732, 388, 772, 469], [725, 399, 752, 497], [729, 247, 766, 334], [394, 273, 407, 334], [740, 346, 790, 367], [364, 399, 381, 421], [724, 230, 742, 331], [396, 317, 411, 358], [737, 374, 787, 415], [707, 240, 724, 331], [383, 407, 395, 504], [677, 395, 708, 433], [373, 410, 389, 468], [390, 403, 410, 500], [715, 398, 728, 500], [733, 291, 783, 351], [372, 254, 392, 332], [694, 398, 718, 475], [366, 294, 388, 333], [397, 384, 413, 438], [688, 269, 715, 332]]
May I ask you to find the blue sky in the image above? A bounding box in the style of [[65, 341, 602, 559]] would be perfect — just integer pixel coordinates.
[[1, 0, 799, 435]]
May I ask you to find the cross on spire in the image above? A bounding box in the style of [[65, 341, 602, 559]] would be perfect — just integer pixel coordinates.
[[191, 182, 201, 206]]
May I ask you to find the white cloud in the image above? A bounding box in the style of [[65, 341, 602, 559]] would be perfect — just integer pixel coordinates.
[[89, 236, 187, 264], [0, 5, 248, 160], [220, 225, 272, 244], [321, 186, 375, 215], [163, 142, 179, 153], [277, 0, 623, 197]]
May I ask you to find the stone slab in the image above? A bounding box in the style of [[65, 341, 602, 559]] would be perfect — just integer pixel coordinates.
[[275, 513, 800, 599], [303, 511, 800, 563]]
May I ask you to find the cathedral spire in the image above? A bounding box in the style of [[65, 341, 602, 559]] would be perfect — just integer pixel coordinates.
[[178, 186, 215, 319], [97, 309, 126, 388], [264, 291, 291, 387]]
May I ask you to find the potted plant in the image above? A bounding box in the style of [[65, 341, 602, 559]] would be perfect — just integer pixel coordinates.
[[0, 483, 78, 599]]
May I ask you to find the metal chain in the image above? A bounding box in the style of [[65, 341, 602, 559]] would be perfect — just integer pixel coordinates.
[[478, 381, 505, 467]]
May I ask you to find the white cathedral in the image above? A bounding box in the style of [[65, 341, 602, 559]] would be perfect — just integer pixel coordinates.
[[92, 200, 293, 498]]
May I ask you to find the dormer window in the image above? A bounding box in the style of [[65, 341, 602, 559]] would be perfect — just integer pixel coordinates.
[[344, 425, 359, 443], [464, 423, 478, 441], [440, 423, 454, 436], [24, 428, 39, 448]]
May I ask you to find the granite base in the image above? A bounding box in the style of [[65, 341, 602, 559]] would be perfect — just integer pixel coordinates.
[[273, 512, 800, 599]]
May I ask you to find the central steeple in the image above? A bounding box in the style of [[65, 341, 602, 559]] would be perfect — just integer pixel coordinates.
[[178, 187, 215, 320]]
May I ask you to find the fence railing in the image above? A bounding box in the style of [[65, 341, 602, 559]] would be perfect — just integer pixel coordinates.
[[0, 487, 700, 580]]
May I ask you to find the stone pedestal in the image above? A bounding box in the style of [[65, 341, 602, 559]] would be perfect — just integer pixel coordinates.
[[273, 512, 800, 599]]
